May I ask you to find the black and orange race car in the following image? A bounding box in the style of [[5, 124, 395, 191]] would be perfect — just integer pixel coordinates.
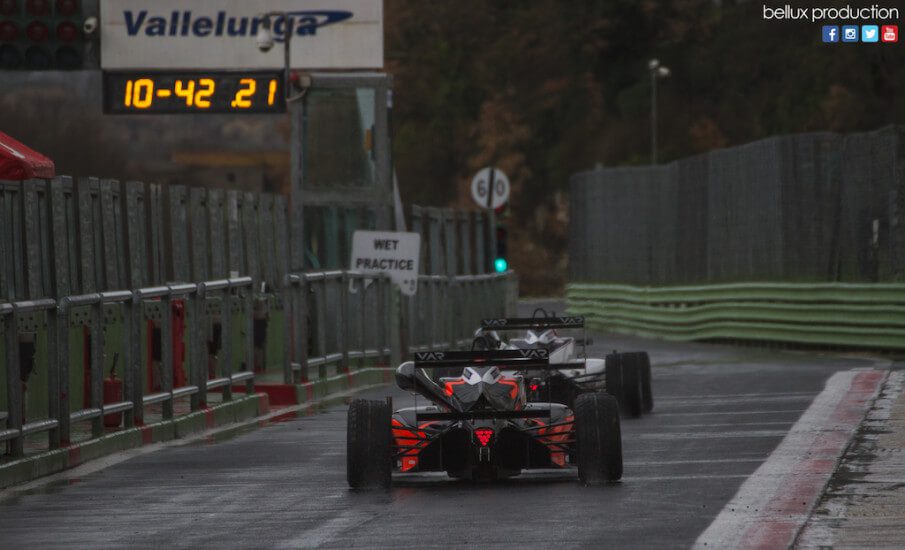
[[346, 349, 622, 490]]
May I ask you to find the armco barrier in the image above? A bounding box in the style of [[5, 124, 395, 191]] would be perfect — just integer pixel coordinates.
[[567, 282, 905, 349], [2, 269, 515, 486], [1, 277, 255, 460]]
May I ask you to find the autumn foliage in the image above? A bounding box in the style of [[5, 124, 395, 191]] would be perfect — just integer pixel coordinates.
[[386, 0, 905, 295]]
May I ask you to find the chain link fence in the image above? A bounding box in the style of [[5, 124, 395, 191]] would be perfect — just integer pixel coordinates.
[[570, 125, 905, 285]]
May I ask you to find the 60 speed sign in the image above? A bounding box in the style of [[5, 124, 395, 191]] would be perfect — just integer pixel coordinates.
[[470, 167, 510, 210]]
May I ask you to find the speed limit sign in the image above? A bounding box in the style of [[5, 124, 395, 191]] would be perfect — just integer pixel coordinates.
[[470, 167, 510, 210]]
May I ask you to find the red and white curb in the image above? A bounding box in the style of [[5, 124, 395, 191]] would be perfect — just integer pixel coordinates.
[[795, 370, 905, 548], [693, 368, 886, 549]]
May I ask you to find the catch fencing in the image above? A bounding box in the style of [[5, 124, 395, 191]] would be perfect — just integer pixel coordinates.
[[570, 125, 905, 284], [568, 125, 905, 348], [1, 175, 514, 459]]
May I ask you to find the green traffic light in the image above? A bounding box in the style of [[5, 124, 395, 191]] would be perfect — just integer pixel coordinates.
[[494, 258, 508, 273]]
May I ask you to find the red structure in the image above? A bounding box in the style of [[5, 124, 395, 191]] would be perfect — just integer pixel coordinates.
[[0, 131, 55, 180]]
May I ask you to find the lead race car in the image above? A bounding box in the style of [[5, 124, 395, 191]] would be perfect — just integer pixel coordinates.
[[474, 312, 654, 418], [346, 349, 622, 489]]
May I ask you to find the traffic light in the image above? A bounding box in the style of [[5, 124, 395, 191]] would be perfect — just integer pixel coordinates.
[[0, 0, 93, 70], [494, 224, 508, 273]]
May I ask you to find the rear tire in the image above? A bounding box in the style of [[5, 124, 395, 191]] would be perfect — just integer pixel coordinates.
[[347, 399, 392, 490], [621, 356, 644, 418], [606, 352, 643, 418], [575, 392, 623, 484], [604, 354, 623, 405], [638, 352, 654, 413]]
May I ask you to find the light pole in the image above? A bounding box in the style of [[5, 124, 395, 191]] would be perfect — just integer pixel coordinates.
[[254, 13, 309, 272], [254, 12, 307, 103], [648, 59, 670, 165]]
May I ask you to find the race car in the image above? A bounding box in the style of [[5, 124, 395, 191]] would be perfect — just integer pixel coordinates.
[[474, 312, 654, 418], [346, 349, 622, 489]]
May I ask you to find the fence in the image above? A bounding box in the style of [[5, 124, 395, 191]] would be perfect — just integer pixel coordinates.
[[0, 269, 514, 458], [410, 205, 495, 276], [1, 175, 514, 459], [570, 125, 905, 285], [568, 126, 905, 348]]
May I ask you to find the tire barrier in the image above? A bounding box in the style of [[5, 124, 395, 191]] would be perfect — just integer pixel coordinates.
[[567, 281, 905, 350]]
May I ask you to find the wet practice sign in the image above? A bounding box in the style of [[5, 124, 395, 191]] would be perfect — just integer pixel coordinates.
[[350, 231, 420, 296]]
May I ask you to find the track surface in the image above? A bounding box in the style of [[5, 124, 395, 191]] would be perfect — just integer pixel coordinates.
[[0, 312, 883, 548]]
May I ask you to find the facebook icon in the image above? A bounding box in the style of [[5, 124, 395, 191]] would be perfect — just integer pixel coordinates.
[[822, 25, 839, 43]]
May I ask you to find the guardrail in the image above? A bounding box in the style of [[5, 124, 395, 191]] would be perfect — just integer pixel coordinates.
[[2, 270, 515, 459], [0, 277, 255, 457], [283, 271, 394, 384], [567, 281, 905, 349]]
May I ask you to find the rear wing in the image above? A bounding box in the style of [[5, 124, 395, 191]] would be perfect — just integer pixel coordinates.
[[418, 409, 552, 421], [413, 349, 586, 371], [414, 349, 550, 369], [479, 317, 585, 331]]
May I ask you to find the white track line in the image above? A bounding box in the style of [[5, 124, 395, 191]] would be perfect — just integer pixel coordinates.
[[657, 392, 816, 400], [664, 409, 807, 417], [640, 430, 789, 440], [693, 368, 885, 549]]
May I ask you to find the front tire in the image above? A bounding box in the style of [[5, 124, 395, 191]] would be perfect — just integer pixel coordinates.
[[347, 399, 392, 490], [575, 392, 623, 484]]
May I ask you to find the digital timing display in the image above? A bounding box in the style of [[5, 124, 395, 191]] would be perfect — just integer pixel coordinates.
[[103, 72, 286, 114]]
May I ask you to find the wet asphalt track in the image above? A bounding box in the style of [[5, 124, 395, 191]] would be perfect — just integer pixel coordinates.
[[0, 324, 884, 548]]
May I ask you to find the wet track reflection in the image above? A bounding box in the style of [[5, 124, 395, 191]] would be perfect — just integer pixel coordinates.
[[0, 331, 880, 549]]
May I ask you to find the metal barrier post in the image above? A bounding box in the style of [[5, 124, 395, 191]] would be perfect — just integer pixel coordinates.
[[315, 276, 328, 378], [243, 282, 254, 394], [295, 274, 309, 381], [122, 294, 137, 428], [88, 300, 104, 437], [129, 293, 144, 425], [46, 303, 60, 448], [57, 299, 71, 441], [282, 276, 294, 384], [358, 274, 367, 368], [160, 290, 173, 420], [193, 283, 207, 409], [4, 305, 23, 456], [340, 272, 350, 370], [221, 281, 234, 402]]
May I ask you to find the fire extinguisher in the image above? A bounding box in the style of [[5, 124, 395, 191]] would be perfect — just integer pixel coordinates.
[[103, 353, 123, 428]]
